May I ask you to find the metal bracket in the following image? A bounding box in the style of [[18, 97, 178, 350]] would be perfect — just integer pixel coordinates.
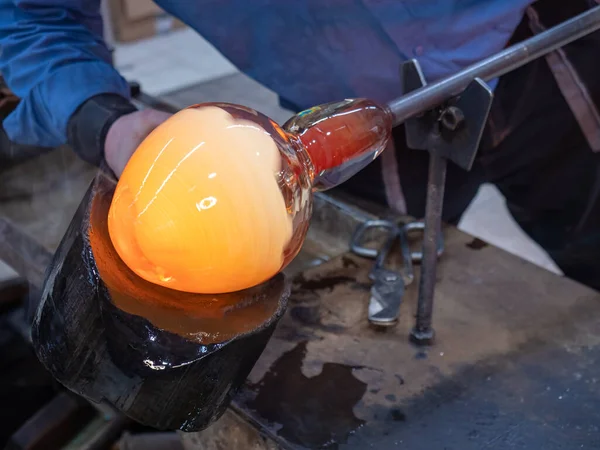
[[400, 59, 494, 346], [402, 59, 493, 170]]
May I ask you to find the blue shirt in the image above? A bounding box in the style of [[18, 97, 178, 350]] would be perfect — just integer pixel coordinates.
[[0, 0, 532, 148]]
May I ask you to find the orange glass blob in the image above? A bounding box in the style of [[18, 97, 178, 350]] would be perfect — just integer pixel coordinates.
[[108, 100, 392, 294], [91, 173, 285, 344]]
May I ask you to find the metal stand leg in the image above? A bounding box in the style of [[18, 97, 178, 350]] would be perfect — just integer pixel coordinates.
[[400, 59, 494, 346], [410, 154, 446, 345]]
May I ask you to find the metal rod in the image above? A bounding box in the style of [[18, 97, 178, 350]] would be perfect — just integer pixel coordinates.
[[410, 154, 447, 345], [387, 5, 600, 126]]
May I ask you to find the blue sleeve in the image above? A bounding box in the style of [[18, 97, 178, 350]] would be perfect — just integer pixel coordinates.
[[0, 0, 131, 147]]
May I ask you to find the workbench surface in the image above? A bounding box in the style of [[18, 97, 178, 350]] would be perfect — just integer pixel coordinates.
[[227, 227, 600, 449], [2, 147, 600, 450]]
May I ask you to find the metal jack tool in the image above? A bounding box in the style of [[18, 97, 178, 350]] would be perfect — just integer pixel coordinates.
[[350, 219, 444, 326], [351, 220, 410, 327], [351, 220, 412, 326], [401, 59, 494, 346]]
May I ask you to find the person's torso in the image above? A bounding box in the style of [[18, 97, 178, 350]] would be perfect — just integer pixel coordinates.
[[155, 0, 533, 109]]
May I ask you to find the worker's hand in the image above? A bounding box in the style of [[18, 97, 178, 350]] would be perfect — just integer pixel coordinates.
[[104, 108, 172, 177]]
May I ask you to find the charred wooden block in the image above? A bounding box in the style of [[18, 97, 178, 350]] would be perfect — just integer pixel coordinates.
[[31, 170, 289, 432]]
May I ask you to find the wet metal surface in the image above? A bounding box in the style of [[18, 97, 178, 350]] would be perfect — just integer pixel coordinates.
[[248, 342, 367, 448], [241, 357, 370, 449], [234, 227, 600, 449], [365, 343, 600, 449]]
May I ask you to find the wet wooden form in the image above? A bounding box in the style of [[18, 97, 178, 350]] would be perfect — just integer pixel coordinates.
[[220, 226, 600, 449], [29, 171, 291, 432]]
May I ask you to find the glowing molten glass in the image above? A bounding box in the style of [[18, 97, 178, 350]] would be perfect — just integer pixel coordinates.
[[108, 100, 391, 294]]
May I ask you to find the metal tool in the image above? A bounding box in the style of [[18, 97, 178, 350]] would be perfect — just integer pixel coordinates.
[[385, 5, 600, 346], [386, 5, 600, 126], [403, 220, 444, 263], [350, 219, 443, 326], [401, 58, 494, 346]]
